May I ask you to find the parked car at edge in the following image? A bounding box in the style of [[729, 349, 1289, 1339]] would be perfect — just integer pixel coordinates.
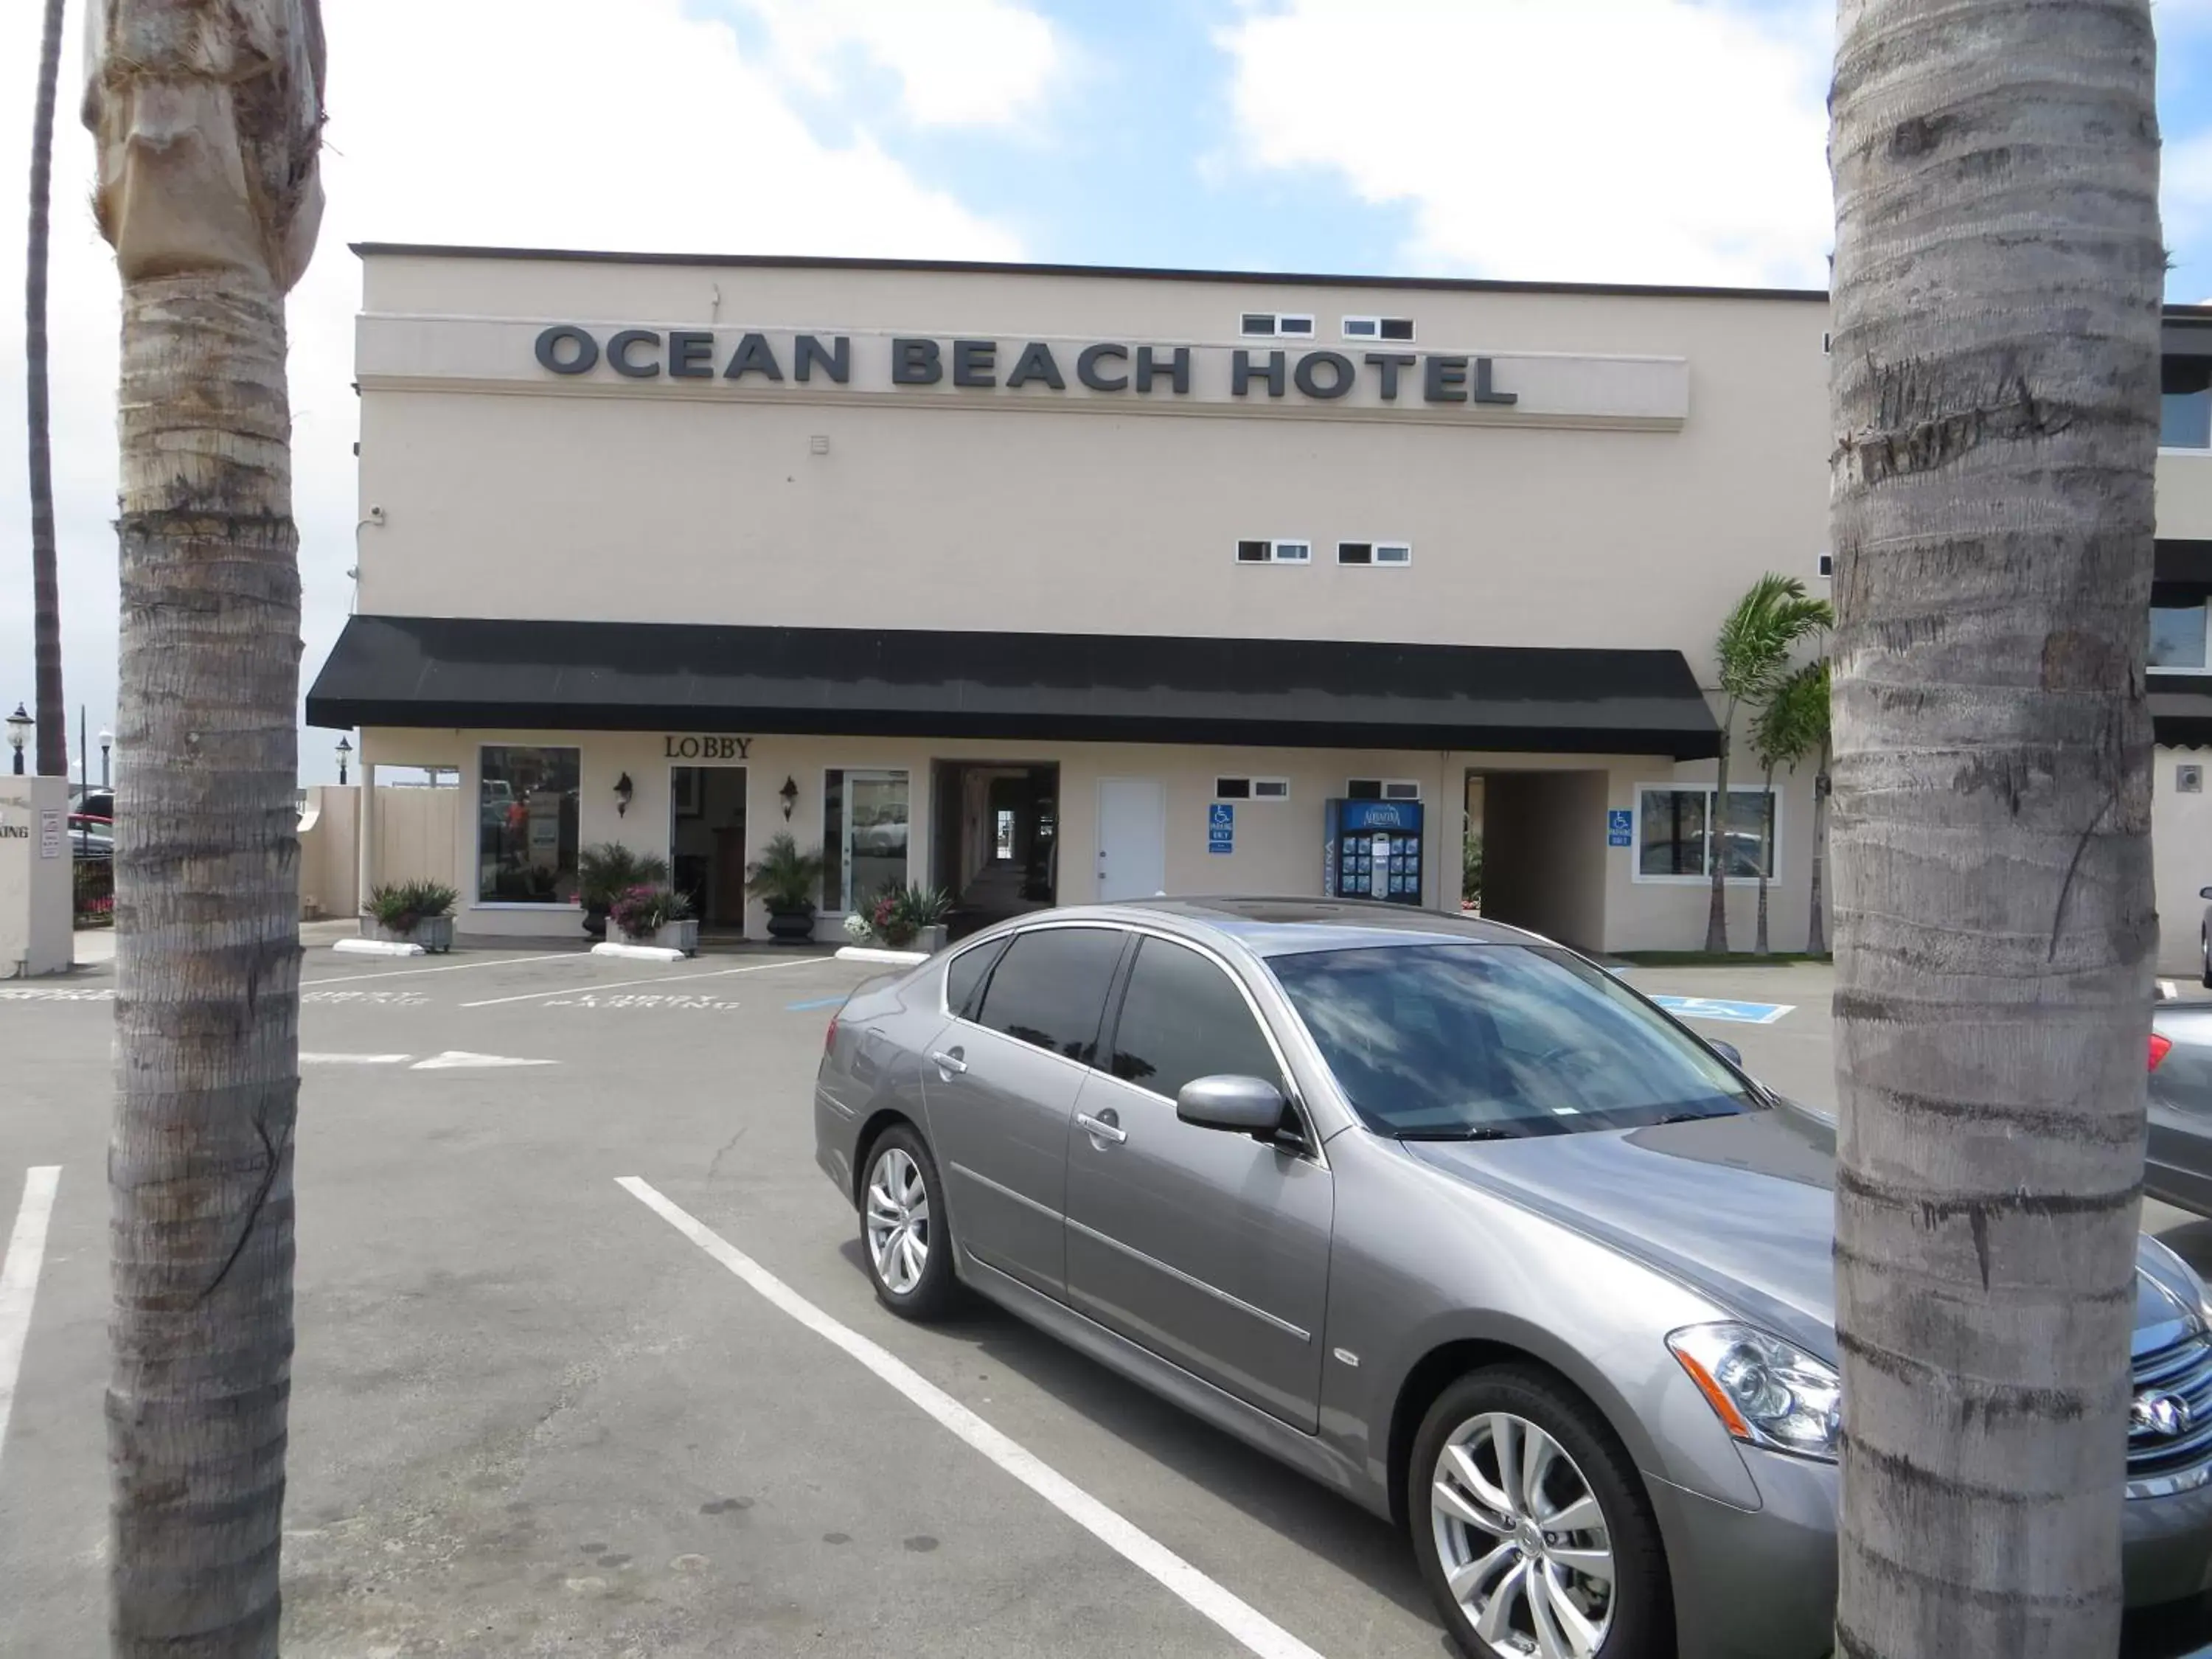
[[2150, 1001, 2212, 1218], [815, 898, 2212, 1659]]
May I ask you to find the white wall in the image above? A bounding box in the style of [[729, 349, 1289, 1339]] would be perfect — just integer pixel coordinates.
[[2154, 747, 2212, 978], [0, 777, 73, 978]]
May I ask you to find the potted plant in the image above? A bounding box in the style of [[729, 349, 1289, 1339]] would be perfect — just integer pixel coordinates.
[[609, 883, 697, 956], [577, 842, 669, 939], [857, 883, 953, 952], [745, 833, 826, 944], [364, 880, 459, 953]]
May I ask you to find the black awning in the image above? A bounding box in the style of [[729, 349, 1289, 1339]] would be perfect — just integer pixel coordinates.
[[2154, 684, 2212, 748], [305, 615, 1722, 759]]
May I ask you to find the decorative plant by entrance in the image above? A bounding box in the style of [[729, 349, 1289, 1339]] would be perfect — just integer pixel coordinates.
[[364, 880, 459, 953], [609, 882, 698, 956], [745, 832, 826, 944], [577, 842, 670, 940], [855, 883, 953, 951]]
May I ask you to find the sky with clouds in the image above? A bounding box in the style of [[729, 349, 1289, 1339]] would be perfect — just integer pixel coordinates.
[[3, 0, 2211, 782]]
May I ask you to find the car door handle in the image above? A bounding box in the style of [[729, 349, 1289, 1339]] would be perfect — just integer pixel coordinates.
[[929, 1049, 967, 1076], [1077, 1110, 1127, 1145]]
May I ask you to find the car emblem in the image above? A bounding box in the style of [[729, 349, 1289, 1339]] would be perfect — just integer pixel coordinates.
[[2132, 1391, 2195, 1439]]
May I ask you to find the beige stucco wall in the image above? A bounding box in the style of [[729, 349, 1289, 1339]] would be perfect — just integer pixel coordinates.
[[358, 721, 1819, 953], [350, 252, 1830, 680], [2160, 451, 2212, 537], [296, 785, 359, 920], [2154, 747, 2212, 978]]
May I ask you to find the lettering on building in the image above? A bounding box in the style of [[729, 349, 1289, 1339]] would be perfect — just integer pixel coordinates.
[[535, 327, 1517, 410], [663, 735, 754, 759]]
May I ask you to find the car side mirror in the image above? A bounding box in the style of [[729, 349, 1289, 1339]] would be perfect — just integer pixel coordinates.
[[2200, 887, 2212, 901], [1178, 1074, 1289, 1138], [1708, 1040, 1744, 1068]]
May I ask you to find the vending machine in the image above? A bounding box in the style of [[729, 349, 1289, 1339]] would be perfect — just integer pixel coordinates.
[[1322, 799, 1427, 905]]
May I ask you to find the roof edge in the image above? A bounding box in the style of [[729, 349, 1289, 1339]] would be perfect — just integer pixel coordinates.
[[347, 242, 1832, 305]]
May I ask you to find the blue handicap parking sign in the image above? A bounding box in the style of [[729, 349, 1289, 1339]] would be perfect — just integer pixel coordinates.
[[1607, 809, 1633, 848], [1649, 995, 1795, 1026], [1208, 801, 1234, 855]]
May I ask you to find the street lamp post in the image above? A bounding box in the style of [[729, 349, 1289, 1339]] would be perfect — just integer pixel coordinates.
[[4, 705, 28, 776], [99, 728, 112, 790], [335, 736, 352, 787]]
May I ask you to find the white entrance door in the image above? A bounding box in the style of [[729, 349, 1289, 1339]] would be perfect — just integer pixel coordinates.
[[1096, 777, 1166, 901]]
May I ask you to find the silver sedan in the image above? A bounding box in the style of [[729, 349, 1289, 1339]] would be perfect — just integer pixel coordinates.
[[813, 898, 2212, 1658]]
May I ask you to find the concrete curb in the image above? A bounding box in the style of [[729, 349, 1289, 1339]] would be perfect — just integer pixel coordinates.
[[835, 945, 929, 967], [332, 938, 425, 959], [590, 941, 689, 964]]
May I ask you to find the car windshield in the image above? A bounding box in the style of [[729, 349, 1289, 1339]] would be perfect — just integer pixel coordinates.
[[1267, 942, 1761, 1139]]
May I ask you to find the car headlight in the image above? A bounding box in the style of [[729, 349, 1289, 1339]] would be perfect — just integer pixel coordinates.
[[1667, 1322, 1841, 1462]]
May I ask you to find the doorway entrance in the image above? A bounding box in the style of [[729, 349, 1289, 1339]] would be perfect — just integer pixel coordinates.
[[669, 765, 748, 933], [1096, 776, 1166, 902], [1467, 768, 1609, 952], [929, 761, 1059, 938]]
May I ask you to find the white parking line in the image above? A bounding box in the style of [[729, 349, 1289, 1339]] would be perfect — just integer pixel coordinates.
[[0, 1166, 62, 1463], [300, 1053, 414, 1065], [301, 953, 581, 988], [465, 957, 818, 1009], [617, 1177, 1328, 1659]]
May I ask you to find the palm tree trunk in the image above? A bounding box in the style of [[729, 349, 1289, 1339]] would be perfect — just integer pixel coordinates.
[[1829, 3, 2161, 1656], [1703, 704, 1733, 953], [1806, 750, 1829, 956], [1754, 761, 1775, 956], [25, 0, 66, 779], [87, 6, 324, 1652]]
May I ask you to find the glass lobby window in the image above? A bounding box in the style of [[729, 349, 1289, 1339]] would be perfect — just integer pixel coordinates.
[[1108, 938, 1283, 1102], [975, 927, 1125, 1063], [825, 768, 909, 913], [478, 745, 580, 903], [1638, 787, 1775, 880], [2152, 597, 2211, 670], [2164, 360, 2212, 450]]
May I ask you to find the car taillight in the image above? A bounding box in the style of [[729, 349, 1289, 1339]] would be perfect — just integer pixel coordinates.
[[825, 1016, 838, 1057], [2152, 1032, 2173, 1072]]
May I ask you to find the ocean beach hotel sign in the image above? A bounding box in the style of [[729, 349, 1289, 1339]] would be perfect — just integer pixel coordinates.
[[355, 317, 1691, 430]]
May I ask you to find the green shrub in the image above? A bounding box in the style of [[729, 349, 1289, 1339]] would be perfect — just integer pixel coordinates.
[[745, 833, 826, 913]]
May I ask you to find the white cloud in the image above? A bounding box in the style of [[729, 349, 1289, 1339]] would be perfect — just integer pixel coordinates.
[[0, 0, 1022, 779], [1214, 0, 1837, 288], [735, 0, 1065, 130]]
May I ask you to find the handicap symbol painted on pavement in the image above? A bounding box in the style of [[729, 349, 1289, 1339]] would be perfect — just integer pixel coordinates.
[[1648, 995, 1795, 1026]]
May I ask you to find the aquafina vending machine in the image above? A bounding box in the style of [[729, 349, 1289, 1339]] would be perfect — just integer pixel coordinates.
[[1322, 798, 1427, 905]]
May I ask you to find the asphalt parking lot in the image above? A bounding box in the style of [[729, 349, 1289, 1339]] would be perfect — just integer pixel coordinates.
[[0, 939, 2205, 1658]]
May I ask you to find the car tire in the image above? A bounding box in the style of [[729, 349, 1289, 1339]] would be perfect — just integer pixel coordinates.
[[858, 1125, 959, 1321], [2201, 928, 2210, 989], [1411, 1366, 1673, 1659]]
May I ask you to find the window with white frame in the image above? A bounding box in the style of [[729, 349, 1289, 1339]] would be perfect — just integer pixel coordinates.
[[1239, 312, 1315, 338], [2164, 360, 2212, 451], [1215, 776, 1290, 801], [1338, 540, 1412, 566], [477, 745, 580, 904], [1346, 779, 1422, 801], [2152, 589, 2212, 672], [1636, 786, 1775, 880], [1341, 316, 1414, 342], [1236, 538, 1310, 565]]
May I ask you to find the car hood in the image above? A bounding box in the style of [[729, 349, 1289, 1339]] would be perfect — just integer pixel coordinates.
[[1404, 1102, 2204, 1365]]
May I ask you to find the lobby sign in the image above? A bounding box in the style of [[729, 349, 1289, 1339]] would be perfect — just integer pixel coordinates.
[[663, 735, 753, 759]]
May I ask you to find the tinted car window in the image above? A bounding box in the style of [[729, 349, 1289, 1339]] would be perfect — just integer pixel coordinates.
[[1269, 943, 1759, 1138], [975, 928, 1124, 1063], [1110, 938, 1283, 1101], [945, 936, 1011, 1020]]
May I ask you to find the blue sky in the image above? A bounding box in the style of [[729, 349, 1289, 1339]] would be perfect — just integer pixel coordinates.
[[4, 0, 2212, 779]]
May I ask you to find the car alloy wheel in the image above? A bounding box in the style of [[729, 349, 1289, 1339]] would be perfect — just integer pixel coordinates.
[[1431, 1411, 1615, 1658], [866, 1145, 930, 1295]]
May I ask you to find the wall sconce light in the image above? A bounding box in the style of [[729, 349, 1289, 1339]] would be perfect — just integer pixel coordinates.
[[779, 776, 799, 820], [613, 772, 634, 817]]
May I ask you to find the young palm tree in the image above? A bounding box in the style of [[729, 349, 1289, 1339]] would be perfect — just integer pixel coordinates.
[[84, 4, 326, 1653], [25, 0, 66, 778], [1705, 574, 1832, 952], [1749, 658, 1828, 956], [1767, 659, 1832, 956], [1829, 2, 2160, 1655]]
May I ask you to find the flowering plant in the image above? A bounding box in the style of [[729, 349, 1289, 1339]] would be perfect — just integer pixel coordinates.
[[841, 911, 873, 943], [609, 883, 691, 938]]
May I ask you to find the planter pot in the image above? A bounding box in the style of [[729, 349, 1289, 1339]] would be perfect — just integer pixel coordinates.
[[635, 918, 698, 956], [582, 902, 610, 941], [917, 924, 948, 954], [414, 914, 454, 954], [766, 905, 816, 944]]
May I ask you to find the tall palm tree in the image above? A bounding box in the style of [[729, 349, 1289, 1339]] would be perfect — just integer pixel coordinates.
[[25, 0, 66, 779], [84, 4, 325, 1653], [1829, 1, 2160, 1655], [1764, 658, 1832, 956], [1704, 574, 1831, 952], [1749, 658, 1827, 956]]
